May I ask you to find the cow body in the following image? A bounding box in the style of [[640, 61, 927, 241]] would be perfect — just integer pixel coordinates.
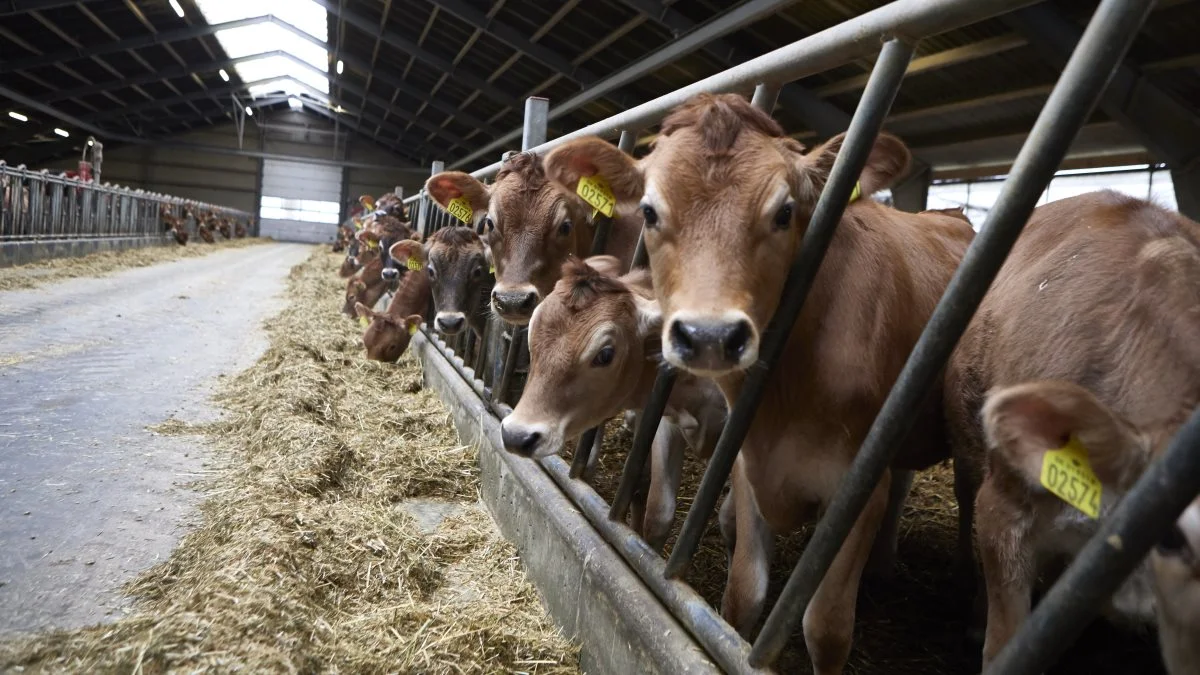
[[357, 267, 431, 362], [342, 254, 388, 320], [544, 93, 974, 674], [943, 191, 1200, 670], [426, 151, 641, 325]]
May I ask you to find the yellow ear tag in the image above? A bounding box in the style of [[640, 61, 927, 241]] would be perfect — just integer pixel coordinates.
[[848, 181, 862, 204], [446, 196, 473, 224], [488, 264, 495, 275], [1039, 435, 1102, 519], [406, 256, 422, 272], [359, 316, 370, 328], [577, 174, 615, 218], [365, 239, 379, 250], [407, 322, 419, 336]]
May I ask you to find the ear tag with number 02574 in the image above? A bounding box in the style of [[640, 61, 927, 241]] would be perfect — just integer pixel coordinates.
[[446, 196, 473, 224], [577, 174, 615, 218], [1039, 435, 1102, 519]]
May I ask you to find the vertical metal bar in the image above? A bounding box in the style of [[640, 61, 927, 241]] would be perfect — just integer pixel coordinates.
[[570, 427, 600, 479], [750, 82, 781, 113], [986, 405, 1200, 675], [610, 365, 678, 520], [665, 37, 917, 582], [749, 0, 1155, 664], [494, 326, 525, 405]]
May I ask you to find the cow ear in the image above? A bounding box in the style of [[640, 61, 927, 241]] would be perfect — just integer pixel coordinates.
[[982, 380, 1148, 491], [632, 293, 662, 340], [544, 137, 644, 206], [390, 239, 425, 269], [404, 315, 423, 336], [354, 302, 377, 320], [794, 132, 911, 202], [426, 171, 490, 214], [582, 254, 623, 278]]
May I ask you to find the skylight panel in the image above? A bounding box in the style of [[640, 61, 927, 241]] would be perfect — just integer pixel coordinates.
[[193, 0, 331, 99]]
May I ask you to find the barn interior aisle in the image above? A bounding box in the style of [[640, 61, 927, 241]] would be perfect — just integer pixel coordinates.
[[0, 242, 309, 634]]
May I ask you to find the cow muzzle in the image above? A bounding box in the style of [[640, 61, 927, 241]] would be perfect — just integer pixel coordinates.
[[491, 285, 540, 324], [664, 310, 758, 375], [500, 417, 555, 458], [435, 312, 466, 335], [381, 266, 400, 282]]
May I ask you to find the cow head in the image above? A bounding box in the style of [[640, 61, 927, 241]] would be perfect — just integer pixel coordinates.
[[356, 303, 421, 363], [982, 379, 1200, 672], [427, 151, 593, 325], [500, 255, 660, 458], [544, 92, 910, 377], [391, 228, 492, 337], [343, 277, 368, 318]]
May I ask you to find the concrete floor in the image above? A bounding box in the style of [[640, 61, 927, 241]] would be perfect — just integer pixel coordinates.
[[0, 242, 312, 636]]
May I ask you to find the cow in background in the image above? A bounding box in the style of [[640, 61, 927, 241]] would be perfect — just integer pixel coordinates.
[[357, 265, 431, 362]]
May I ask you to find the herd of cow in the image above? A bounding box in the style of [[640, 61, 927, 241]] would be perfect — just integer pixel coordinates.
[[333, 92, 1200, 675], [158, 203, 249, 246]]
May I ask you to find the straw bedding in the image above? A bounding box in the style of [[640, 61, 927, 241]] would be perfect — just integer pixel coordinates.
[[0, 248, 577, 674], [0, 238, 262, 291]]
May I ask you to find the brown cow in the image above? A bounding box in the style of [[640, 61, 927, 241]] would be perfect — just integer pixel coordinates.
[[425, 150, 641, 325], [342, 253, 388, 320], [942, 191, 1200, 669], [544, 93, 974, 674], [390, 227, 493, 340], [356, 266, 430, 362]]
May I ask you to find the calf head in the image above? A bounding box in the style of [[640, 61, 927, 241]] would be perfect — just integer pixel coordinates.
[[427, 151, 593, 325], [343, 277, 368, 318], [983, 380, 1200, 673], [356, 302, 421, 362], [361, 215, 415, 282], [545, 92, 910, 377], [391, 228, 492, 337], [500, 255, 660, 458]]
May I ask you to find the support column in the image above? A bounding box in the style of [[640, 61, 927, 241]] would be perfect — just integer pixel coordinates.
[[891, 165, 931, 213]]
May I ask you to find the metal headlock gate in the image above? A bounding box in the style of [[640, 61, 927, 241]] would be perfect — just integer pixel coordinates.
[[0, 161, 252, 244], [402, 0, 1200, 671]]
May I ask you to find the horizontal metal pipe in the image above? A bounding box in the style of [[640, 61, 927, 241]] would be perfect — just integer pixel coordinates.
[[748, 0, 1156, 665], [465, 0, 1042, 179], [986, 404, 1200, 674]]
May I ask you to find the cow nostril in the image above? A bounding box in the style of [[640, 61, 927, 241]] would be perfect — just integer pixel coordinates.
[[722, 320, 752, 361], [519, 291, 537, 310], [669, 320, 697, 361], [501, 423, 542, 457]]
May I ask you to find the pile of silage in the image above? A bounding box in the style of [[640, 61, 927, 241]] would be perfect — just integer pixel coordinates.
[[0, 238, 264, 291], [0, 248, 578, 674]]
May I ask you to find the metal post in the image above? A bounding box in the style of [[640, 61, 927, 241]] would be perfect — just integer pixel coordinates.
[[986, 405, 1200, 674], [610, 365, 678, 521], [749, 0, 1155, 665], [665, 36, 917, 583], [751, 82, 781, 113], [570, 427, 600, 479]]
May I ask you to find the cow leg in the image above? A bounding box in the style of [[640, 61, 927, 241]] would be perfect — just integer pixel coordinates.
[[977, 477, 1034, 668], [865, 468, 913, 580], [803, 469, 890, 675], [643, 419, 684, 552], [721, 456, 773, 638]]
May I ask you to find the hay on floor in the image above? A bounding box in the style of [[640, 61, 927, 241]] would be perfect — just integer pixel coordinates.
[[0, 248, 578, 674], [0, 238, 264, 291]]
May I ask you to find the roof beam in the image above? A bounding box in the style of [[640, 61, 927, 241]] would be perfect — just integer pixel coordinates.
[[310, 0, 522, 111], [46, 52, 285, 104], [425, 0, 641, 110], [0, 0, 103, 16], [1003, 4, 1200, 169], [0, 15, 271, 76]]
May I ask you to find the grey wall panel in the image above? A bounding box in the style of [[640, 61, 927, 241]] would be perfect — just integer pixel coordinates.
[[260, 218, 333, 243]]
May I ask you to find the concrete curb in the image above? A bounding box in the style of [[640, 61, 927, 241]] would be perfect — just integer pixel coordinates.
[[412, 330, 721, 675]]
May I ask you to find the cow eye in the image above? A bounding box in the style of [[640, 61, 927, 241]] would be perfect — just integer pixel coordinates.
[[592, 344, 615, 367], [426, 265, 437, 280], [641, 204, 658, 227], [774, 202, 794, 230], [558, 219, 572, 237], [471, 265, 483, 279], [483, 216, 495, 232]]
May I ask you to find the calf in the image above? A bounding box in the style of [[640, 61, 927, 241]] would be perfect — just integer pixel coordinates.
[[215, 217, 232, 239], [389, 227, 493, 340], [234, 220, 247, 238], [342, 253, 387, 320], [356, 266, 431, 362], [426, 150, 642, 325], [358, 214, 416, 282], [942, 191, 1200, 670], [545, 93, 974, 674]]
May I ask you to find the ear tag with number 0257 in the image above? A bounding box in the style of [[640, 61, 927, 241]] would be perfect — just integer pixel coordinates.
[[577, 174, 615, 218], [446, 196, 473, 224], [1039, 435, 1102, 519]]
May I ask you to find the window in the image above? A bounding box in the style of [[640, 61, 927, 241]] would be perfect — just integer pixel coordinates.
[[260, 197, 341, 224]]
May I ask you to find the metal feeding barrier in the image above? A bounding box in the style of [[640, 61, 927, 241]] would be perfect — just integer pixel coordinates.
[[0, 160, 252, 245], [402, 0, 1200, 671]]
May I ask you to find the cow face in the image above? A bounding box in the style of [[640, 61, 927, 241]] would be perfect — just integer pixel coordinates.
[[356, 302, 421, 362], [427, 152, 592, 325], [544, 93, 910, 377], [500, 256, 659, 458], [391, 229, 492, 337]]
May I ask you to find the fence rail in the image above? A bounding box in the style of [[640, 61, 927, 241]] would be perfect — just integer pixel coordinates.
[[397, 0, 1199, 670], [1, 160, 252, 244]]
